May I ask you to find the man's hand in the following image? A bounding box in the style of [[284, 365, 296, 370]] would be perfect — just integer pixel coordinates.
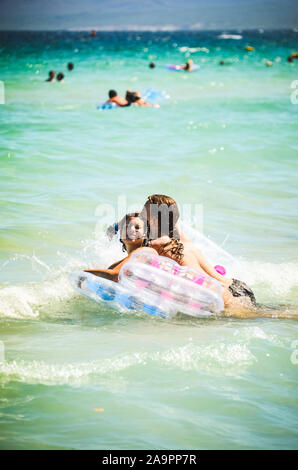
[[151, 236, 173, 255], [106, 223, 118, 241]]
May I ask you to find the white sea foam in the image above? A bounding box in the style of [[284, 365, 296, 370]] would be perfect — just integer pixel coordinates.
[[179, 46, 209, 53], [151, 343, 255, 372], [233, 326, 285, 347], [218, 34, 243, 40], [0, 342, 256, 386], [241, 261, 298, 296], [0, 275, 74, 319], [0, 239, 122, 319]]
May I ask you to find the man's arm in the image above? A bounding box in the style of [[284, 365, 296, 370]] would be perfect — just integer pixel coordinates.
[[192, 246, 232, 287]]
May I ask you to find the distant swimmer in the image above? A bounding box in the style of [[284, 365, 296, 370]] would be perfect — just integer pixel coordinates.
[[245, 46, 255, 51], [91, 30, 97, 37], [266, 60, 273, 67], [149, 62, 156, 68], [106, 90, 129, 107], [182, 59, 194, 71], [57, 73, 65, 82], [220, 60, 226, 65], [67, 62, 74, 71], [46, 70, 56, 82], [287, 52, 298, 62], [166, 60, 199, 72], [125, 90, 160, 107]]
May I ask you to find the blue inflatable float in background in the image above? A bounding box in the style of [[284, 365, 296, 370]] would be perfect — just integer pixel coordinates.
[[166, 64, 200, 72], [97, 102, 117, 110]]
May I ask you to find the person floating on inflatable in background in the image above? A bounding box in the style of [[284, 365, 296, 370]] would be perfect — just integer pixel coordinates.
[[183, 59, 194, 71], [166, 60, 199, 72], [125, 90, 160, 108], [106, 89, 129, 107], [287, 52, 298, 63]]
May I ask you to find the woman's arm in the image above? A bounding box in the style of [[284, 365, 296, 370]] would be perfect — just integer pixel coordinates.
[[84, 256, 129, 282], [84, 247, 157, 283], [83, 268, 119, 282], [108, 257, 127, 270]]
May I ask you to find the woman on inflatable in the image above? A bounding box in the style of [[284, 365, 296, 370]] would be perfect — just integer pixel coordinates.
[[125, 90, 160, 108], [85, 212, 164, 280], [85, 195, 256, 309]]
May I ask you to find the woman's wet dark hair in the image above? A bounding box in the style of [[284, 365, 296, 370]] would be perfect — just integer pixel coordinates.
[[57, 73, 64, 81], [109, 90, 117, 98], [125, 90, 139, 103]]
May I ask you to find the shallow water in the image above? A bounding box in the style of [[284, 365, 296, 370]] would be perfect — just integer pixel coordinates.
[[0, 30, 298, 449]]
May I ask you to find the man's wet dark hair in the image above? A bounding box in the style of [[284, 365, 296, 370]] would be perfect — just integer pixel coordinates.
[[149, 62, 155, 68], [57, 73, 64, 81], [141, 195, 184, 262], [67, 62, 74, 71], [109, 90, 117, 98]]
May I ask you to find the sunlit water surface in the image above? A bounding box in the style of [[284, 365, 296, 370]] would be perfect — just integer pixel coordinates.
[[0, 30, 297, 449]]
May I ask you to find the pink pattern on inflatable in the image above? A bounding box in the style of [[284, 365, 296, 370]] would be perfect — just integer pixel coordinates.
[[214, 265, 226, 276], [193, 276, 205, 285]]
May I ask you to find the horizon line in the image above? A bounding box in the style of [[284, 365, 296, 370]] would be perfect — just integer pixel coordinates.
[[0, 27, 297, 32]]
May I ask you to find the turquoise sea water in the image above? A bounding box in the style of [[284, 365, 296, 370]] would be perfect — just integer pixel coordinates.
[[0, 30, 298, 449]]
